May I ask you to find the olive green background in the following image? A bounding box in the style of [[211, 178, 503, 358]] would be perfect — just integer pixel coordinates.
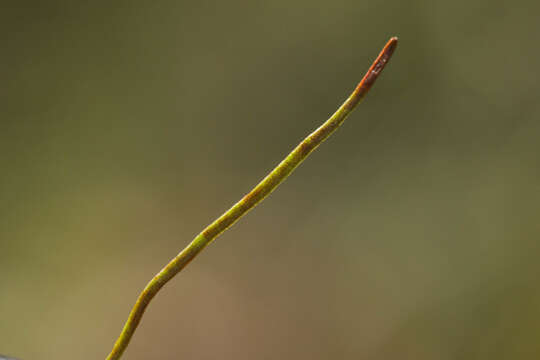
[[2, 1, 540, 359]]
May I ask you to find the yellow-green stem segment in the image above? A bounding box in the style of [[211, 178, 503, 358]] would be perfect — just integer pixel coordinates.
[[106, 37, 397, 360]]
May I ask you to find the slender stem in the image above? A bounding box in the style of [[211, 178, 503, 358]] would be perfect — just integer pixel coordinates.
[[106, 37, 397, 360]]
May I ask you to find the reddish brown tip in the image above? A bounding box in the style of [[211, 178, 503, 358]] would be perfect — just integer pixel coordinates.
[[358, 37, 397, 91], [346, 37, 397, 109]]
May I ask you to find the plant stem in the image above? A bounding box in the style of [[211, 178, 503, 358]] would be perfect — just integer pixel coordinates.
[[105, 36, 397, 360]]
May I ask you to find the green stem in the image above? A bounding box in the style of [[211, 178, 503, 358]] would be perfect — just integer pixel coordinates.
[[105, 37, 397, 360]]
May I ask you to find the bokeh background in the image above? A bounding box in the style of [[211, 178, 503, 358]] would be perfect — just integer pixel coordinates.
[[2, 1, 540, 359]]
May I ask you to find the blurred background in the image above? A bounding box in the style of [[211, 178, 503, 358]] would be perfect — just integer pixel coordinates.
[[2, 1, 540, 359]]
